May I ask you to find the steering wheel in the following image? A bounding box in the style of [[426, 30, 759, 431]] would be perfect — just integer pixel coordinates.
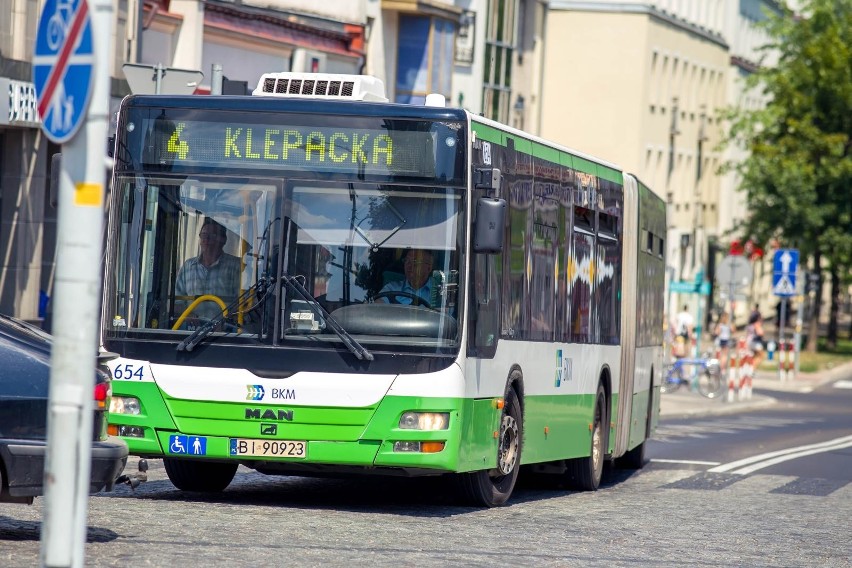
[[172, 294, 228, 330], [372, 291, 432, 309]]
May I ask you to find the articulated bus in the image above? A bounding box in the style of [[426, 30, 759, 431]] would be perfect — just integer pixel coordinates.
[[103, 72, 666, 506]]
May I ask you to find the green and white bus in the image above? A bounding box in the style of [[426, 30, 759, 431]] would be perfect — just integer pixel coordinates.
[[103, 72, 666, 506]]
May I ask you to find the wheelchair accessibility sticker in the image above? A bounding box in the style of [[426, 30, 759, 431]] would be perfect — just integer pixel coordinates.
[[168, 434, 207, 455]]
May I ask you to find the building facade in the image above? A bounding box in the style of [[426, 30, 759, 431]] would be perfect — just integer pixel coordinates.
[[10, 0, 752, 326], [540, 0, 781, 323]]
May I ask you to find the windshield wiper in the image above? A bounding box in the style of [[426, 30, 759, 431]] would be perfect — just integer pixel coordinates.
[[176, 275, 276, 352], [281, 275, 374, 361]]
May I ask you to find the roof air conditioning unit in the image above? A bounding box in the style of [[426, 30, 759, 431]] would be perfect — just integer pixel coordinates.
[[252, 72, 387, 102]]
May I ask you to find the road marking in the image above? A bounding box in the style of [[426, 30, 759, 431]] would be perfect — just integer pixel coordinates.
[[834, 380, 852, 389], [708, 434, 852, 474], [653, 416, 822, 442], [651, 459, 721, 466]]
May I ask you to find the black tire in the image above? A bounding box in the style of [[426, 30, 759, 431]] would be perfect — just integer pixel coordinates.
[[456, 387, 522, 507], [163, 458, 237, 492], [697, 364, 725, 399], [564, 383, 607, 490]]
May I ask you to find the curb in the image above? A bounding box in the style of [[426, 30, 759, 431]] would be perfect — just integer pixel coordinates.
[[660, 360, 852, 420], [660, 393, 778, 420]]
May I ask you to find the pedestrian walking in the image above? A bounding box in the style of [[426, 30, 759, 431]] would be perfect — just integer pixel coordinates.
[[713, 311, 734, 371], [746, 310, 766, 368]]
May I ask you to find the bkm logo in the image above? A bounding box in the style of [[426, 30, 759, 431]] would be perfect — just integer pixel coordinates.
[[246, 384, 265, 400]]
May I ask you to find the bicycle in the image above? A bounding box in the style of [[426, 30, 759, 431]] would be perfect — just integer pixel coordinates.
[[661, 354, 725, 398], [47, 0, 73, 50]]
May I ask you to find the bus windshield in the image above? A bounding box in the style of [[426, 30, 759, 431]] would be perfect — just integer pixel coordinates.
[[103, 174, 463, 350]]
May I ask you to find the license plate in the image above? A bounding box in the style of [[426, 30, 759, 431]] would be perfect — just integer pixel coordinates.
[[229, 438, 307, 458]]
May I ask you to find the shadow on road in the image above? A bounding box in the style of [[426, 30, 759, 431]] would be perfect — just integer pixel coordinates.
[[0, 515, 119, 543], [98, 462, 643, 516]]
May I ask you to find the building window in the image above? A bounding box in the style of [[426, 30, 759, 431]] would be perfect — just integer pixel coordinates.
[[482, 0, 518, 124], [396, 15, 456, 104], [455, 10, 476, 65]]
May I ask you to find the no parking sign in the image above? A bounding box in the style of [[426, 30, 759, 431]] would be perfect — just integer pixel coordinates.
[[32, 0, 94, 144]]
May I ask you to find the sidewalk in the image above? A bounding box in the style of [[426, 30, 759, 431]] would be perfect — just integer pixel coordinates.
[[659, 359, 852, 419]]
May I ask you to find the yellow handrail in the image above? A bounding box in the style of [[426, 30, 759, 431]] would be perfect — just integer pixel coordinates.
[[171, 294, 228, 330]]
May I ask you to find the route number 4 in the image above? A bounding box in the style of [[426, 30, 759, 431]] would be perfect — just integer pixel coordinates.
[[167, 122, 189, 159]]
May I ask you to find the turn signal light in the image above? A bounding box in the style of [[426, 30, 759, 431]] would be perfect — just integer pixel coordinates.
[[420, 441, 445, 453], [392, 441, 446, 453]]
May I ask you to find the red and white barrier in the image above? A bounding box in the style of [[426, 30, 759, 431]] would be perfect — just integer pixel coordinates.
[[778, 340, 794, 382], [727, 338, 753, 402]]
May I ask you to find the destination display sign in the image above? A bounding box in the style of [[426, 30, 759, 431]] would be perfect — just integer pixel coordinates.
[[122, 110, 464, 182]]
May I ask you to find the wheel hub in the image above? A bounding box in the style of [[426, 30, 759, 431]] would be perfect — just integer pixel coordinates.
[[497, 414, 519, 475]]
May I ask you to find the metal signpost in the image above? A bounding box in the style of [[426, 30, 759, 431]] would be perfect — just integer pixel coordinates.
[[773, 249, 799, 381], [33, 0, 113, 565], [122, 62, 204, 95]]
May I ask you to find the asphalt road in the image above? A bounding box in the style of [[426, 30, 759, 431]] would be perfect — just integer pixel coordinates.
[[2, 364, 850, 567]]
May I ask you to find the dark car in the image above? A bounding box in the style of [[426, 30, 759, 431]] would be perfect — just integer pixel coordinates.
[[0, 313, 128, 504]]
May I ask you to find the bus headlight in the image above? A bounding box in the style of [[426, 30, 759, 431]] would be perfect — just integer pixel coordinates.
[[399, 412, 449, 430], [110, 396, 141, 415]]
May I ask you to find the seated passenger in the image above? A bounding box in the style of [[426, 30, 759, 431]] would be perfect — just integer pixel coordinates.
[[376, 249, 434, 306]]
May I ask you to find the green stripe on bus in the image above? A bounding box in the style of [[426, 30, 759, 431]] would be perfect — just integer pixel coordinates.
[[472, 122, 504, 145], [532, 142, 562, 163], [110, 386, 618, 472], [598, 166, 623, 184], [472, 123, 623, 186], [507, 135, 532, 154], [572, 155, 598, 176]]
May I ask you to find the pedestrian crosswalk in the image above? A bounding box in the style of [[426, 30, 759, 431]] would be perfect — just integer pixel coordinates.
[[651, 415, 823, 442], [635, 466, 851, 497]]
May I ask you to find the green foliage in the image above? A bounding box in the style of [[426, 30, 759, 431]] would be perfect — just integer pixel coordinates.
[[721, 0, 852, 275]]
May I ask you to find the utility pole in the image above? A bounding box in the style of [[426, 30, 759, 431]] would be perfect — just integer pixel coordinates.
[[33, 0, 114, 565]]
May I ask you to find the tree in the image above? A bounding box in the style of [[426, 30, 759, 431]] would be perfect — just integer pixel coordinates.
[[721, 0, 852, 351]]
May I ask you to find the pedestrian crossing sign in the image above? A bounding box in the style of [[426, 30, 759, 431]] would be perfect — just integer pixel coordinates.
[[772, 249, 798, 297], [773, 275, 795, 296]]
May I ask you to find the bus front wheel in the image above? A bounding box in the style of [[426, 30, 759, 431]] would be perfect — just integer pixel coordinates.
[[456, 386, 522, 507], [564, 383, 607, 490], [163, 458, 237, 492]]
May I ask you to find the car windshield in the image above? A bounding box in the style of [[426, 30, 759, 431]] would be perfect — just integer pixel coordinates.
[[104, 175, 463, 350]]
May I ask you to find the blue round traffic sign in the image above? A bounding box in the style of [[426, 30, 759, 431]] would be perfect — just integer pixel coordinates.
[[32, 0, 94, 144]]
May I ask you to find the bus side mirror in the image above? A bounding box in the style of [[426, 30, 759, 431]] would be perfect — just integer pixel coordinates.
[[473, 197, 506, 254], [49, 153, 61, 209]]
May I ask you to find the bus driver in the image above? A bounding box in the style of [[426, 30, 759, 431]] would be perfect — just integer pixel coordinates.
[[175, 218, 241, 321], [376, 249, 434, 306]]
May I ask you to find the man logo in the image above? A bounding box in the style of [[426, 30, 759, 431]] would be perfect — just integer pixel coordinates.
[[245, 408, 294, 421], [261, 423, 278, 436], [246, 384, 265, 400]]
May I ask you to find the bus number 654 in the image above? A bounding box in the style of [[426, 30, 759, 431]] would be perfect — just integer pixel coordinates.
[[112, 364, 144, 380]]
